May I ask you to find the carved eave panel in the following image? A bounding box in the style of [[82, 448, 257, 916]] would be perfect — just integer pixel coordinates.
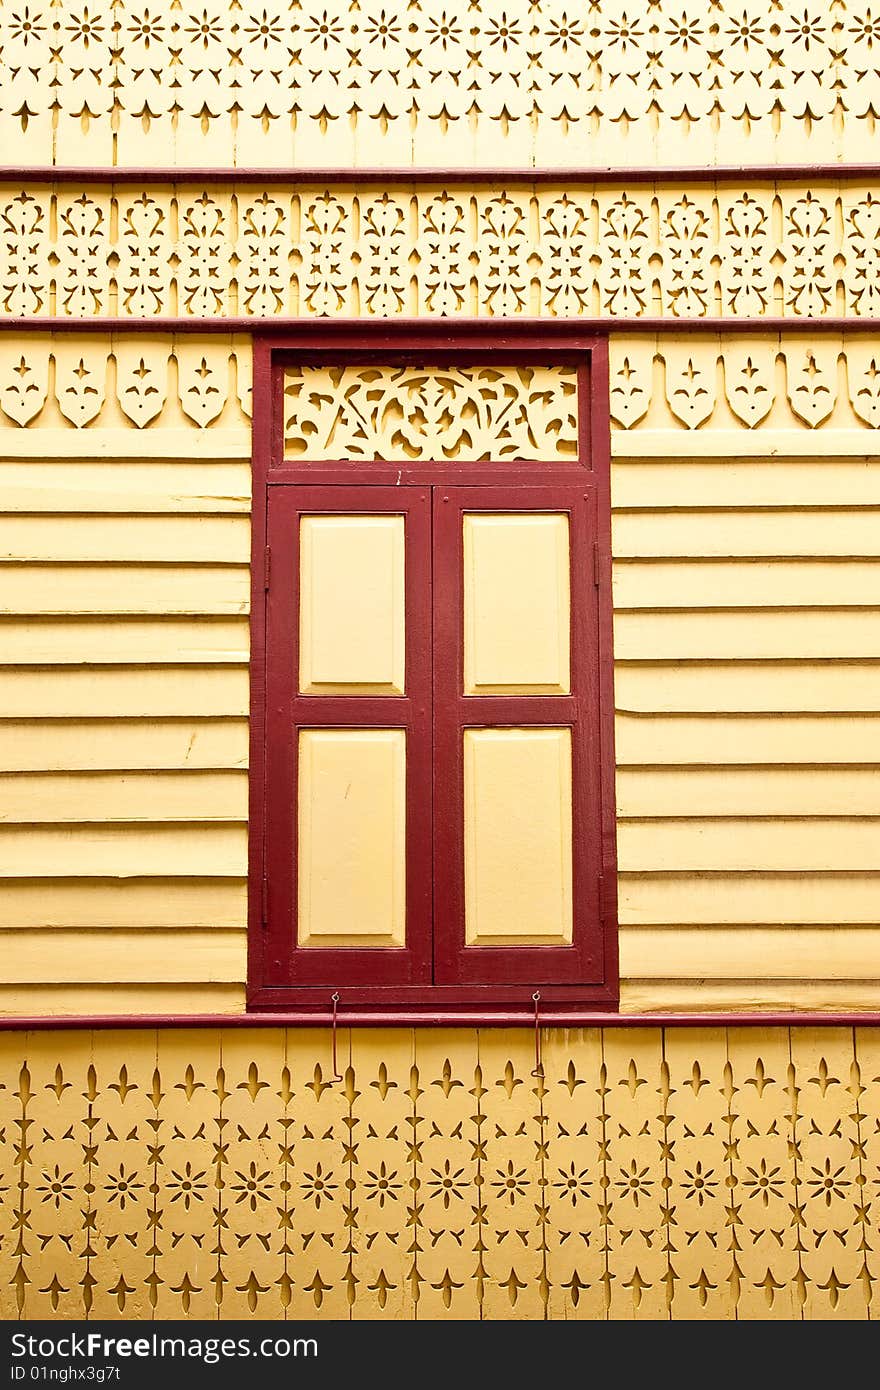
[[0, 0, 878, 167], [3, 181, 880, 324]]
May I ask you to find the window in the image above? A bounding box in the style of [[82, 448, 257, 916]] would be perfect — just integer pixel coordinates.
[[248, 329, 618, 1019]]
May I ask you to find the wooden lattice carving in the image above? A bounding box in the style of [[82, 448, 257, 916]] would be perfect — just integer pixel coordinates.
[[4, 184, 880, 322], [1, 1026, 878, 1320], [2, 335, 880, 435], [282, 365, 579, 461], [0, 0, 877, 165]]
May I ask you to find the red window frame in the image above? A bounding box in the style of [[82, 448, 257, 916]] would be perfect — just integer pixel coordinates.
[[248, 325, 619, 1020]]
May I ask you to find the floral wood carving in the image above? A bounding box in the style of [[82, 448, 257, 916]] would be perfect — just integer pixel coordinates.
[[2, 184, 880, 322], [1, 1026, 878, 1320], [282, 364, 579, 461], [0, 337, 878, 435], [0, 0, 877, 166]]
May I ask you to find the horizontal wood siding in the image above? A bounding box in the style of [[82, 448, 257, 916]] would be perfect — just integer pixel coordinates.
[[0, 445, 250, 1012], [616, 450, 880, 1010], [3, 416, 879, 1015]]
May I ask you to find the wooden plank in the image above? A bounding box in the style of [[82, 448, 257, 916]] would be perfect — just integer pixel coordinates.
[[0, 461, 250, 513], [0, 878, 246, 929], [620, 979, 880, 1013], [0, 429, 250, 459], [0, 667, 248, 717], [0, 718, 249, 770], [611, 459, 880, 508], [0, 618, 249, 665], [0, 514, 251, 562], [616, 713, 880, 764], [0, 771, 248, 823], [0, 824, 247, 877], [617, 767, 880, 816], [614, 560, 880, 609], [613, 509, 880, 559], [615, 663, 880, 713], [620, 926, 880, 979], [618, 818, 880, 872], [619, 873, 880, 925], [0, 565, 250, 615], [612, 431, 880, 460], [0, 930, 247, 984], [0, 982, 246, 1016], [614, 609, 880, 659]]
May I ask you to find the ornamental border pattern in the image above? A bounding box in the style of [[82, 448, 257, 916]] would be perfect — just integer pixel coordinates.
[[3, 182, 880, 323], [1, 333, 879, 433], [0, 0, 878, 167], [1, 1026, 878, 1321]]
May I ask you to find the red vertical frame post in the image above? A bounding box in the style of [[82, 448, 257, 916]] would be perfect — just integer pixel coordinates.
[[262, 485, 433, 989]]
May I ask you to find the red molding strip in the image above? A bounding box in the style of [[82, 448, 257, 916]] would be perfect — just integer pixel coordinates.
[[0, 1012, 877, 1029], [0, 164, 875, 186], [1, 316, 879, 335]]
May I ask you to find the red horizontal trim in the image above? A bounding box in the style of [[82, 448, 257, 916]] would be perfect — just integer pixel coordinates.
[[1, 316, 878, 335], [0, 164, 874, 186], [0, 1011, 877, 1030]]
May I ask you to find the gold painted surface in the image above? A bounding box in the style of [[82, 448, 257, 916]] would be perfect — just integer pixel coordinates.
[[6, 184, 880, 324], [297, 729, 407, 948], [1, 1026, 878, 1320], [299, 515, 405, 696], [463, 513, 570, 695], [463, 728, 573, 946]]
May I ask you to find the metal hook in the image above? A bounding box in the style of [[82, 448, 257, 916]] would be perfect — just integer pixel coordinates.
[[330, 991, 343, 1082], [531, 990, 544, 1079]]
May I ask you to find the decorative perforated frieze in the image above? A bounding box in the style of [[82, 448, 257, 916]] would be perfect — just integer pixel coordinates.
[[4, 183, 880, 322], [609, 335, 880, 430], [0, 335, 251, 428], [283, 364, 579, 460], [1, 1027, 878, 1320], [0, 0, 877, 166], [3, 334, 880, 436]]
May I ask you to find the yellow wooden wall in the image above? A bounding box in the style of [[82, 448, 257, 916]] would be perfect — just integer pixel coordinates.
[[2, 333, 880, 1013]]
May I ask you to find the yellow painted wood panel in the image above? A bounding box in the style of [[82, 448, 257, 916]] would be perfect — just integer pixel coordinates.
[[0, 667, 248, 717], [620, 927, 880, 979], [0, 824, 247, 877], [0, 618, 249, 665], [0, 771, 248, 823], [614, 560, 880, 608], [0, 879, 246, 929], [616, 663, 880, 713], [618, 818, 880, 872], [0, 430, 250, 460], [611, 460, 880, 509], [616, 713, 880, 764], [297, 729, 406, 947], [0, 515, 251, 562], [0, 718, 249, 770], [619, 873, 880, 925], [464, 727, 572, 945], [613, 509, 880, 558], [618, 767, 880, 817], [615, 609, 880, 659], [0, 930, 246, 983], [0, 984, 246, 1016], [299, 515, 406, 695], [620, 979, 880, 1013], [0, 565, 250, 615], [0, 461, 251, 512], [463, 513, 570, 694]]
